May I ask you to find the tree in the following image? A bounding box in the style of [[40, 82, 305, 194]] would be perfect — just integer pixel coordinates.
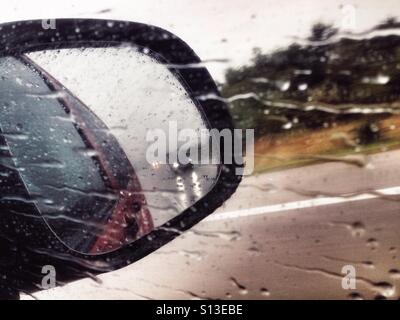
[[221, 21, 400, 138], [308, 23, 338, 42]]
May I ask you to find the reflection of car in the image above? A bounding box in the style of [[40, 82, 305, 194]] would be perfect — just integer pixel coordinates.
[[167, 149, 194, 173], [0, 55, 153, 255], [170, 160, 194, 173]]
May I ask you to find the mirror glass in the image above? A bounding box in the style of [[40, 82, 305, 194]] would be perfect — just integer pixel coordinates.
[[0, 45, 220, 254]]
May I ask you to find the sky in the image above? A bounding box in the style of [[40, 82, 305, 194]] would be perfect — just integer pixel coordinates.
[[1, 0, 400, 81]]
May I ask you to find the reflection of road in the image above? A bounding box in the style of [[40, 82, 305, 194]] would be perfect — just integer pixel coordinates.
[[25, 150, 400, 299], [142, 164, 219, 227]]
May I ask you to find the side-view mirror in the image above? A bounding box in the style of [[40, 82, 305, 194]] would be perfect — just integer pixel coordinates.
[[0, 19, 242, 298]]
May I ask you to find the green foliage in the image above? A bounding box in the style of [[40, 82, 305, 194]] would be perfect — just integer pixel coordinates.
[[222, 20, 400, 138]]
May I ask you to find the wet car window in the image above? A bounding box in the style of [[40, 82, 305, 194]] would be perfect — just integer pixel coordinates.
[[5, 0, 400, 300]]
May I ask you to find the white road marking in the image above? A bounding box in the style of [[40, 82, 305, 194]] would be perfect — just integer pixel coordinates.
[[205, 186, 400, 222]]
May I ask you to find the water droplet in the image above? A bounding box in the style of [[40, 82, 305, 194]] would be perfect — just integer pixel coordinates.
[[366, 238, 379, 250], [260, 288, 270, 297], [230, 277, 248, 295], [348, 292, 363, 300], [350, 221, 366, 237], [373, 282, 396, 298], [388, 269, 400, 279]]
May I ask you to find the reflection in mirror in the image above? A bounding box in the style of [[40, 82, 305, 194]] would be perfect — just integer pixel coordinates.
[[0, 46, 220, 254]]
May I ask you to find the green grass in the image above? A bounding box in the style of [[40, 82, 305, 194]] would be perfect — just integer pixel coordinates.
[[253, 138, 400, 174]]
